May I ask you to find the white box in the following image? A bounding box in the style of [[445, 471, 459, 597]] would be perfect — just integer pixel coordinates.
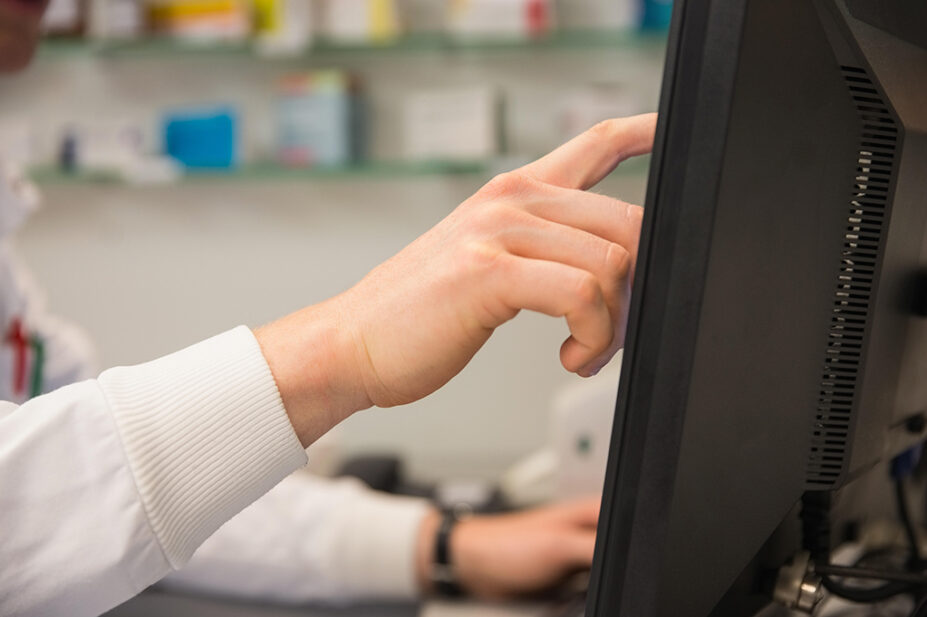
[[556, 0, 636, 31], [447, 0, 554, 38], [318, 0, 400, 43], [401, 86, 499, 162], [560, 82, 642, 141]]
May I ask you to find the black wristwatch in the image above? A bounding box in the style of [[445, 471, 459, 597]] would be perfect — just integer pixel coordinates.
[[431, 510, 465, 597]]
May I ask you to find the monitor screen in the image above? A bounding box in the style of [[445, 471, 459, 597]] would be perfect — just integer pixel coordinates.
[[587, 1, 927, 615]]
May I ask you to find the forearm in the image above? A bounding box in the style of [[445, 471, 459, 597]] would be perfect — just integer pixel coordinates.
[[166, 474, 431, 603]]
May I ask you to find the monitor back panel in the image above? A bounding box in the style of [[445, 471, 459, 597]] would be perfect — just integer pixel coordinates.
[[587, 0, 927, 616]]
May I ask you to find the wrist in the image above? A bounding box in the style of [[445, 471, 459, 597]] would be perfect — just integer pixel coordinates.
[[415, 508, 442, 595], [448, 515, 490, 597], [254, 296, 372, 447], [417, 507, 485, 598]]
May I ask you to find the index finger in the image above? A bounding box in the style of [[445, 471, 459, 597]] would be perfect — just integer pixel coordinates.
[[520, 113, 657, 190]]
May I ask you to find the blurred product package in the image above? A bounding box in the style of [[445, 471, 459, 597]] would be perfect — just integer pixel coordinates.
[[557, 0, 672, 31], [163, 106, 239, 169], [395, 0, 444, 35], [401, 86, 500, 163], [317, 0, 401, 44], [276, 71, 365, 168], [446, 0, 555, 39], [53, 120, 181, 184], [639, 0, 673, 30], [59, 122, 144, 172], [253, 0, 313, 56], [554, 0, 636, 31], [147, 0, 251, 42], [41, 0, 86, 36], [560, 83, 643, 142], [87, 0, 145, 40]]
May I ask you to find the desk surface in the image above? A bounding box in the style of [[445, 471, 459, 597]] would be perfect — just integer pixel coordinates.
[[106, 591, 418, 617], [106, 589, 917, 617], [106, 590, 548, 617]]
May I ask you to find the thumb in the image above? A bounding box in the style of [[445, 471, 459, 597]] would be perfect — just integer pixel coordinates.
[[560, 529, 598, 569]]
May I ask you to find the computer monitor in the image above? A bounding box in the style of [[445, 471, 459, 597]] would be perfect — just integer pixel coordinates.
[[586, 1, 927, 616]]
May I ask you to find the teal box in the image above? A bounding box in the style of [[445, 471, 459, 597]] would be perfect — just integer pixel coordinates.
[[640, 0, 673, 31], [164, 107, 238, 170]]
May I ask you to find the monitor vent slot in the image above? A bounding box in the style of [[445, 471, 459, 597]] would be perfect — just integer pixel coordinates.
[[806, 66, 898, 487]]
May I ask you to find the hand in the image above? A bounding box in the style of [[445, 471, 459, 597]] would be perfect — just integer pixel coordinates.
[[415, 499, 601, 599], [257, 114, 656, 446]]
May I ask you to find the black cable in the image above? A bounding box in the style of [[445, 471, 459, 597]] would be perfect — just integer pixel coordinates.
[[896, 478, 925, 568], [798, 485, 927, 605], [853, 546, 903, 567], [821, 576, 913, 603], [817, 564, 927, 585]]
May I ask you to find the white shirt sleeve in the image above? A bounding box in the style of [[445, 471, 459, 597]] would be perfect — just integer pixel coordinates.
[[0, 327, 308, 617], [162, 474, 431, 604]]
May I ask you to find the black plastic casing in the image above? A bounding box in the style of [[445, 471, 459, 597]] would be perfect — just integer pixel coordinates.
[[587, 1, 927, 616]]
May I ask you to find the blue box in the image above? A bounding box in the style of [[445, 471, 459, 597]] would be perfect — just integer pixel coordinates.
[[163, 106, 238, 170], [640, 0, 673, 31]]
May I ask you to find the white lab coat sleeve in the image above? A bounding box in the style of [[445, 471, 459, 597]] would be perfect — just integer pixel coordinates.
[[0, 327, 308, 617], [161, 474, 431, 604]]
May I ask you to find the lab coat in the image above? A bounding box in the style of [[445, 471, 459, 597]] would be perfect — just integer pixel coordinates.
[[0, 162, 428, 616]]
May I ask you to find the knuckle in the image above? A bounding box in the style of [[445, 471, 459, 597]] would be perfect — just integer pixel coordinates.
[[471, 201, 506, 230], [467, 201, 522, 238], [590, 118, 623, 142], [480, 172, 518, 199], [479, 171, 532, 200], [539, 536, 564, 562], [603, 242, 632, 279], [574, 273, 602, 307], [462, 240, 503, 277]]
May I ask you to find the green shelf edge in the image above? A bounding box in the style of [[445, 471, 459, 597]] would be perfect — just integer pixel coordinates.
[[29, 161, 491, 186], [29, 156, 649, 187], [37, 29, 667, 60]]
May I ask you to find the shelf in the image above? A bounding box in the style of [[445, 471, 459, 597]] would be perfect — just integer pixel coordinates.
[[29, 155, 650, 187], [37, 29, 667, 61], [29, 160, 493, 186]]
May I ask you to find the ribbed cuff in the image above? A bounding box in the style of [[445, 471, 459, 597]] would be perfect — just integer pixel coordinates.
[[326, 491, 431, 599], [99, 326, 308, 568]]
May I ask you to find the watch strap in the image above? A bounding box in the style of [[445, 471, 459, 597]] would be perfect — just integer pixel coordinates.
[[432, 510, 464, 597]]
